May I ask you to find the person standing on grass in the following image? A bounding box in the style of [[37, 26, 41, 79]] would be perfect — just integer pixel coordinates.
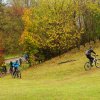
[[19, 58, 22, 66], [24, 53, 29, 61], [9, 61, 13, 74], [1, 62, 7, 74]]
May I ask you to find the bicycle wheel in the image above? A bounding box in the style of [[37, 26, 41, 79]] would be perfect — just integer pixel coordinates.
[[13, 72, 17, 78], [84, 62, 91, 71], [95, 59, 100, 68], [18, 71, 21, 79]]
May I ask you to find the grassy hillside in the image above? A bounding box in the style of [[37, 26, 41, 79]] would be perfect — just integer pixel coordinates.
[[0, 41, 100, 100]]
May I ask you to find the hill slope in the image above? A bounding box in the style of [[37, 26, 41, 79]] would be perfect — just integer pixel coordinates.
[[0, 41, 100, 100]]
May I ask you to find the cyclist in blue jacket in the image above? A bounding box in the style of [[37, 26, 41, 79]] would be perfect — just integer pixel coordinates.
[[13, 60, 20, 75]]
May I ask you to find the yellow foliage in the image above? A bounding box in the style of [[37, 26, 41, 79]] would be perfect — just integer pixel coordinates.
[[20, 0, 99, 59], [22, 8, 32, 28]]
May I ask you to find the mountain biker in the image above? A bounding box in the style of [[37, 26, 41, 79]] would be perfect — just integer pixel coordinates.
[[9, 61, 13, 74], [85, 46, 96, 66], [19, 58, 22, 66], [13, 60, 20, 76], [1, 62, 7, 74], [24, 53, 29, 61]]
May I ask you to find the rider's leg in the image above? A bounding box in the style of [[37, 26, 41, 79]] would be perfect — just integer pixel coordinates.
[[13, 68, 15, 75], [16, 68, 19, 78], [90, 57, 94, 66], [13, 67, 17, 76], [86, 55, 94, 66]]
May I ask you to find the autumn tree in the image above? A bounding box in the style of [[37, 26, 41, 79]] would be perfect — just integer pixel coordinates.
[[0, 3, 24, 54], [21, 0, 84, 63]]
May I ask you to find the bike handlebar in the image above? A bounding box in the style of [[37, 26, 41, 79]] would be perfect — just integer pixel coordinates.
[[92, 55, 98, 57]]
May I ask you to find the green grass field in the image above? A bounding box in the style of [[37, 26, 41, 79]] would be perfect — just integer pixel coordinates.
[[1, 41, 100, 100]]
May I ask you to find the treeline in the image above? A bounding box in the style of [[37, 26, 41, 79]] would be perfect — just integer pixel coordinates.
[[20, 0, 100, 64], [0, 0, 100, 64], [0, 0, 36, 54], [0, 3, 23, 54]]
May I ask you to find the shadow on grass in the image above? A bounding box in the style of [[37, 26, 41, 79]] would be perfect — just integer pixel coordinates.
[[58, 59, 77, 65]]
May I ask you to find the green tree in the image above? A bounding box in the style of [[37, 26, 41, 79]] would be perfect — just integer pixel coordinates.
[[0, 3, 24, 54]]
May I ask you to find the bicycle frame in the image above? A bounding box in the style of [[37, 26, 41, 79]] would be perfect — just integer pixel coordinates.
[[84, 55, 100, 71]]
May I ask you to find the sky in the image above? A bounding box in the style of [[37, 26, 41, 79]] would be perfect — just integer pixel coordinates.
[[2, 0, 8, 3]]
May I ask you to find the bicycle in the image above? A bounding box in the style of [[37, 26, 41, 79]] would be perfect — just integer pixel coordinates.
[[84, 55, 100, 71], [13, 69, 21, 79]]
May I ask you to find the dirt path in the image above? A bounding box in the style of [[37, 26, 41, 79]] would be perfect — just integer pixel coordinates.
[[5, 57, 24, 64]]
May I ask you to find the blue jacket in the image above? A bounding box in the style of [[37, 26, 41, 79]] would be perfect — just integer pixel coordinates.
[[13, 62, 20, 68]]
